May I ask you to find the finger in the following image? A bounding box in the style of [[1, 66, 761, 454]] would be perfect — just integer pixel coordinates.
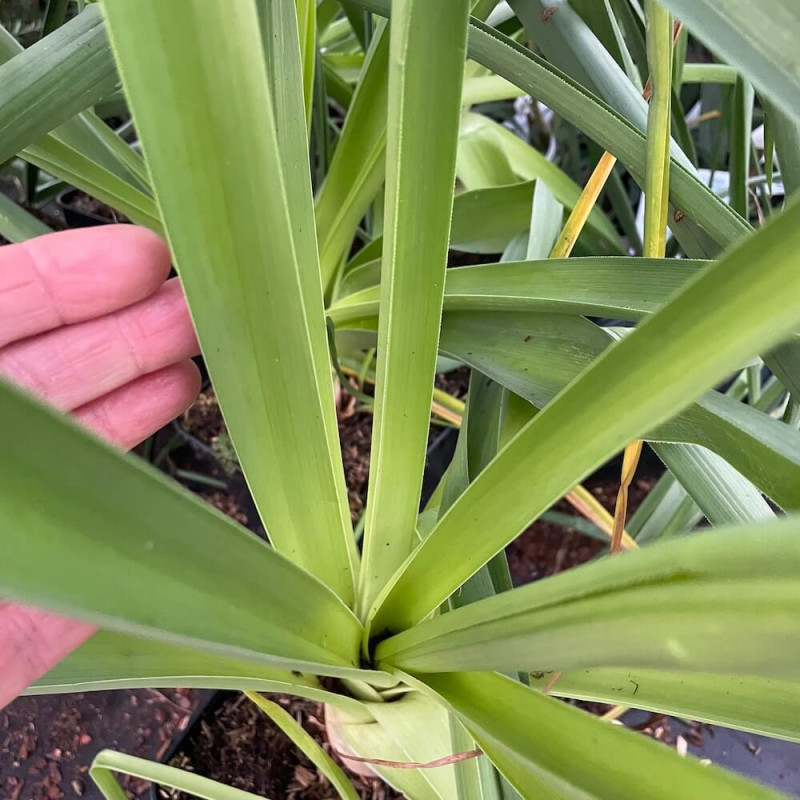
[[0, 603, 94, 710], [74, 360, 201, 449], [0, 278, 199, 411], [0, 226, 171, 349]]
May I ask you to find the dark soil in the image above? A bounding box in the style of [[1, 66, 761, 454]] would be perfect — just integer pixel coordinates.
[[507, 477, 656, 584], [160, 694, 401, 800], [0, 690, 210, 800]]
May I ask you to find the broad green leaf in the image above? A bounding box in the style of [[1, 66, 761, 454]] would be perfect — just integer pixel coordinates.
[[359, 0, 470, 611], [258, 0, 357, 548], [103, 0, 358, 602], [316, 24, 390, 288], [333, 704, 445, 800], [294, 0, 317, 128], [440, 371, 512, 610], [766, 102, 800, 195], [368, 198, 800, 634], [681, 63, 738, 85], [368, 693, 459, 800], [658, 0, 800, 122], [30, 632, 372, 713], [91, 750, 263, 800], [330, 257, 704, 323], [440, 313, 800, 513], [652, 442, 773, 525], [376, 519, 800, 679], [0, 22, 146, 189], [406, 671, 784, 800], [525, 179, 563, 260], [528, 668, 800, 744], [456, 113, 621, 250], [0, 192, 51, 242], [627, 469, 702, 542], [0, 379, 364, 677], [461, 74, 525, 106], [246, 693, 361, 800], [0, 7, 119, 165]]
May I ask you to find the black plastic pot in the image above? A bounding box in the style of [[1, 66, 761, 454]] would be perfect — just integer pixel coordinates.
[[56, 188, 113, 227], [623, 710, 800, 796]]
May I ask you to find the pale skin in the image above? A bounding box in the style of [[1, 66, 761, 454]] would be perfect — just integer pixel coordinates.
[[0, 226, 200, 709]]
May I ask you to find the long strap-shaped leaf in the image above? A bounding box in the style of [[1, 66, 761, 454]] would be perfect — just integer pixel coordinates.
[[0, 379, 362, 677], [433, 309, 800, 513], [0, 192, 51, 242], [376, 519, 800, 677], [0, 7, 118, 166], [358, 0, 471, 613], [333, 280, 800, 514], [30, 631, 376, 710], [91, 750, 264, 800], [0, 19, 145, 189], [405, 671, 784, 800], [102, 0, 357, 602], [315, 23, 390, 288], [528, 667, 800, 744], [658, 0, 800, 122], [368, 197, 800, 635], [258, 0, 359, 570], [330, 257, 706, 323]]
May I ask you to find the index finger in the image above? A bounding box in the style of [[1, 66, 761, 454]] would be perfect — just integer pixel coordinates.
[[0, 225, 171, 349]]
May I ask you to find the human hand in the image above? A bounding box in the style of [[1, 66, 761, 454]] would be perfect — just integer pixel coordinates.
[[0, 225, 200, 708]]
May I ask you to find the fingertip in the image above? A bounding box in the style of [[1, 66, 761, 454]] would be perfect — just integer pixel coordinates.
[[73, 360, 203, 450], [2, 226, 173, 345]]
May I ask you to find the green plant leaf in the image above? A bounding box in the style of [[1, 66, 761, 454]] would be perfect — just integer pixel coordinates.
[[358, 0, 470, 612], [0, 7, 119, 165], [658, 0, 800, 121], [91, 750, 264, 800], [0, 379, 367, 677], [376, 519, 800, 679], [0, 192, 51, 241], [405, 671, 785, 800], [456, 114, 621, 252], [350, 0, 750, 252], [23, 137, 162, 232], [316, 24, 389, 288], [652, 442, 773, 525], [528, 668, 800, 744], [246, 692, 361, 800], [102, 0, 358, 602], [332, 706, 444, 800], [30, 632, 373, 712], [331, 258, 800, 513], [258, 0, 356, 532], [729, 76, 755, 218], [368, 196, 800, 635]]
